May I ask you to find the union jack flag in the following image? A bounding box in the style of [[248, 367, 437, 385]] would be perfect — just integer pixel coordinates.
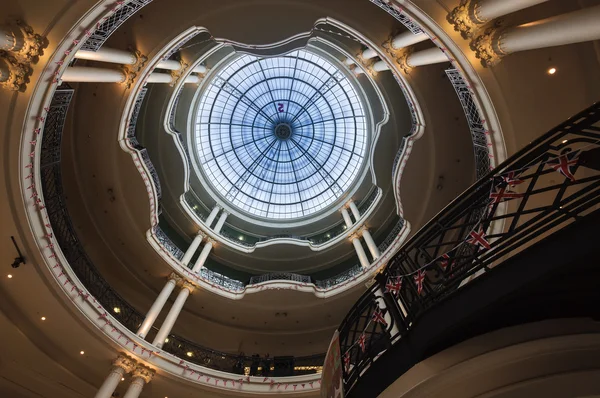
[[500, 171, 524, 187], [547, 151, 579, 181], [439, 253, 453, 270], [358, 333, 367, 352], [414, 269, 426, 295], [490, 186, 524, 204], [384, 276, 402, 296], [467, 226, 491, 249], [371, 309, 387, 326], [343, 352, 350, 370]]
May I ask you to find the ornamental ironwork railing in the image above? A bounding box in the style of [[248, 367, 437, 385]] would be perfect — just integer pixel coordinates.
[[446, 68, 492, 178], [337, 102, 600, 395], [358, 186, 380, 215], [314, 264, 364, 289], [249, 273, 312, 285], [154, 226, 184, 260], [369, 0, 423, 34], [377, 218, 405, 253], [81, 0, 154, 51], [139, 148, 162, 201], [126, 87, 147, 144], [40, 87, 324, 376], [198, 267, 245, 291]]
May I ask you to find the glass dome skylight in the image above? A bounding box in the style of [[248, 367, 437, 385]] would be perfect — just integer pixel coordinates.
[[194, 50, 367, 220]]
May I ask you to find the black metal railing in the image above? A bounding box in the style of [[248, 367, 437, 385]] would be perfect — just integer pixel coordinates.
[[39, 87, 324, 377], [338, 102, 600, 395], [249, 273, 312, 285], [81, 0, 153, 51]]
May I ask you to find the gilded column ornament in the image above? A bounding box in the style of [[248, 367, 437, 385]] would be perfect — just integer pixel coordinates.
[[447, 0, 482, 39], [121, 49, 147, 89], [131, 365, 155, 384], [170, 59, 189, 87], [1, 20, 48, 63], [0, 50, 30, 91], [355, 52, 377, 77], [113, 353, 137, 373], [470, 23, 507, 67], [180, 280, 195, 293], [168, 272, 183, 284], [381, 36, 413, 73], [348, 232, 360, 242]]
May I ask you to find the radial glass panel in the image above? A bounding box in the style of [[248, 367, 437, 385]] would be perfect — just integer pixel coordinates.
[[194, 50, 367, 220]]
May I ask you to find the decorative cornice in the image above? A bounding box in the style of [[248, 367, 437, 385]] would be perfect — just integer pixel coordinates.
[[113, 354, 137, 373], [348, 233, 360, 242], [168, 272, 183, 283], [0, 50, 30, 91], [470, 23, 506, 68], [181, 280, 195, 293], [446, 0, 481, 39], [132, 365, 155, 384]]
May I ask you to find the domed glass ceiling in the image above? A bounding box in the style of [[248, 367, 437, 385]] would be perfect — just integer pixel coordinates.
[[194, 50, 367, 220]]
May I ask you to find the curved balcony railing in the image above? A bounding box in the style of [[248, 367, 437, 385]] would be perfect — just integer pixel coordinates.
[[249, 273, 312, 285], [40, 87, 324, 377], [337, 102, 600, 396]]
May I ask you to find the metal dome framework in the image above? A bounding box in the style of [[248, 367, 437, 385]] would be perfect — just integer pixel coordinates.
[[194, 49, 368, 220]]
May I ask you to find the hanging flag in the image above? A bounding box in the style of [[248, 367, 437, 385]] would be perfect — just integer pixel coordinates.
[[414, 269, 426, 295], [371, 309, 387, 326], [358, 333, 366, 352], [439, 253, 453, 270], [343, 352, 350, 370], [500, 171, 524, 186], [384, 276, 402, 296], [547, 151, 579, 181], [467, 227, 491, 250], [489, 186, 524, 204]]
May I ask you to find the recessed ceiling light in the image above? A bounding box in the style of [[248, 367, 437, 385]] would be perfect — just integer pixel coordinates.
[[121, 377, 125, 381], [562, 140, 568, 144], [164, 338, 169, 343], [547, 67, 557, 75], [186, 352, 193, 357], [113, 307, 121, 313], [80, 351, 85, 355], [41, 316, 46, 321], [7, 274, 13, 279]]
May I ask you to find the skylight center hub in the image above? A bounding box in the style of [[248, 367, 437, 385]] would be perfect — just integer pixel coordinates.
[[274, 123, 292, 140]]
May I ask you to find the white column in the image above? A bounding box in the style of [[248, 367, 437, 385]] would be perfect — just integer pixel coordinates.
[[74, 47, 137, 64], [391, 31, 428, 50], [181, 233, 204, 265], [191, 240, 213, 272], [213, 211, 229, 233], [193, 64, 207, 73], [344, 58, 355, 66], [362, 229, 380, 260], [361, 48, 378, 60], [61, 66, 126, 83], [152, 284, 193, 348], [137, 275, 178, 339], [341, 208, 353, 228], [185, 75, 200, 84], [122, 367, 153, 398], [475, 0, 549, 22], [156, 59, 181, 70], [348, 201, 361, 221], [406, 47, 448, 67], [374, 288, 400, 337], [94, 355, 135, 398], [352, 236, 370, 268], [0, 63, 9, 82], [373, 60, 389, 72], [147, 72, 173, 83], [497, 5, 600, 54], [205, 206, 220, 227]]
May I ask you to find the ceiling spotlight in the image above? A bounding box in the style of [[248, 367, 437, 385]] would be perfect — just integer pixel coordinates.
[[7, 274, 13, 279], [80, 351, 85, 355], [121, 377, 125, 381], [113, 307, 121, 313], [547, 67, 557, 75], [186, 351, 193, 357], [562, 140, 568, 144], [41, 316, 46, 321], [164, 338, 169, 343]]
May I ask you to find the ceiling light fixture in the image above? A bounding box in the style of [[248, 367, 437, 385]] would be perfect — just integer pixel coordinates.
[[113, 307, 121, 313], [187, 352, 193, 357], [41, 316, 46, 321], [121, 377, 125, 381], [80, 351, 85, 355], [547, 67, 557, 75], [7, 274, 12, 278]]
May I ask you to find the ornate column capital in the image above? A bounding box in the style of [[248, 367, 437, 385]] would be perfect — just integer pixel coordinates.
[[357, 225, 369, 236], [167, 272, 183, 283], [8, 20, 48, 64], [0, 50, 30, 91], [132, 365, 155, 383], [170, 59, 189, 87], [348, 232, 360, 242], [180, 280, 195, 293], [113, 353, 137, 373], [447, 0, 482, 39], [355, 53, 378, 77], [394, 47, 414, 74], [205, 237, 216, 245], [470, 24, 506, 67], [196, 230, 207, 240], [121, 49, 147, 89]]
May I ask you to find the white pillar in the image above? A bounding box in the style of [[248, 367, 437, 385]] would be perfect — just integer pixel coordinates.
[[0, 63, 9, 82], [137, 275, 178, 339], [213, 211, 229, 233], [94, 355, 136, 398], [497, 5, 600, 54], [191, 240, 213, 272], [406, 47, 448, 67], [475, 0, 549, 22], [156, 59, 181, 70], [344, 58, 355, 66], [122, 367, 153, 398], [374, 288, 400, 337], [205, 206, 220, 227], [185, 75, 200, 84], [193, 64, 207, 73], [391, 31, 428, 50], [74, 47, 137, 64], [181, 233, 204, 266], [341, 208, 353, 228], [61, 66, 126, 83], [352, 236, 370, 268], [348, 201, 361, 221], [362, 229, 380, 260], [147, 72, 173, 83], [373, 60, 389, 72], [361, 48, 378, 60], [152, 284, 193, 348]]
